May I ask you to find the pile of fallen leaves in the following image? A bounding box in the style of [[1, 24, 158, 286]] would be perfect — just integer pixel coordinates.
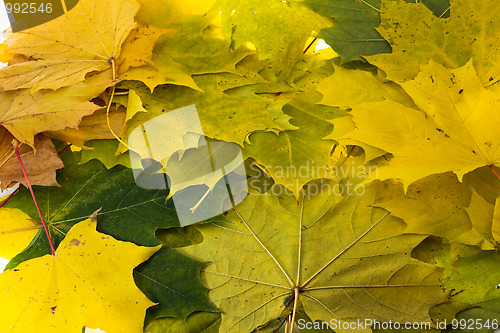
[[0, 0, 500, 332]]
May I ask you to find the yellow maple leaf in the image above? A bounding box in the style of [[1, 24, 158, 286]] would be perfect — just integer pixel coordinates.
[[0, 219, 159, 332], [0, 0, 139, 92], [338, 61, 500, 187]]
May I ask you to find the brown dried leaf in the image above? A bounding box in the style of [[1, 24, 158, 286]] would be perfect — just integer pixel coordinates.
[[0, 127, 63, 191]]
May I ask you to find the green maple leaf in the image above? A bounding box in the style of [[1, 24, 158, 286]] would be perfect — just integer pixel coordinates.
[[368, 0, 500, 85], [178, 181, 448, 332], [444, 250, 500, 333], [243, 96, 345, 196]]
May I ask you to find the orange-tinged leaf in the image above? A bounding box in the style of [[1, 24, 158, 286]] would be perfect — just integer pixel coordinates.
[[117, 24, 178, 74], [0, 219, 159, 332], [0, 128, 63, 190], [0, 70, 115, 147], [0, 0, 139, 92]]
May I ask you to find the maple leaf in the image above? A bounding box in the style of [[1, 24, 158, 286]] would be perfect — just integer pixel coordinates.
[[368, 0, 500, 85], [337, 61, 500, 187], [0, 0, 139, 92], [178, 181, 448, 332], [463, 165, 500, 206], [303, 0, 450, 63], [133, 246, 218, 324], [0, 128, 63, 190], [0, 70, 115, 147], [243, 98, 343, 197], [0, 218, 159, 332]]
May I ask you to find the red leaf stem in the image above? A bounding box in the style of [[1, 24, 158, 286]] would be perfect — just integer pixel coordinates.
[[12, 140, 56, 255]]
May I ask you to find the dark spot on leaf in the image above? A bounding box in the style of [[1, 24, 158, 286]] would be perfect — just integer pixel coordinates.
[[70, 239, 81, 246]]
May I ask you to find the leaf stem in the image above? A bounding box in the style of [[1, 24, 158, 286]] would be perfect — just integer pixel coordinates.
[[12, 140, 56, 255], [303, 38, 317, 54], [296, 194, 304, 285], [288, 287, 299, 333], [57, 144, 72, 155], [489, 165, 500, 182], [105, 58, 137, 154]]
